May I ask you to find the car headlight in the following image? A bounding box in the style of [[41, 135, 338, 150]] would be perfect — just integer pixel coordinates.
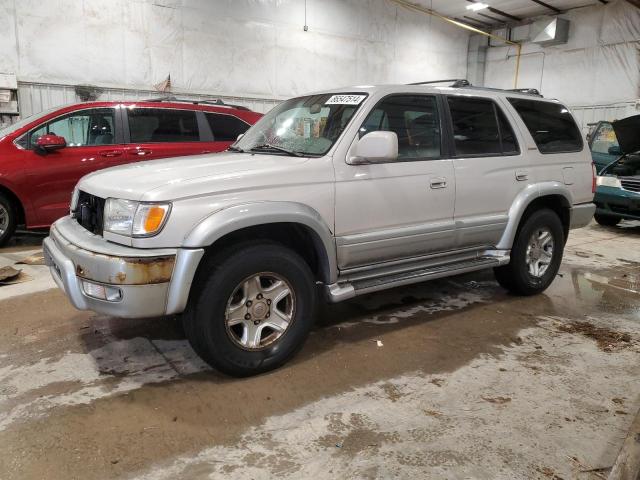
[[104, 199, 171, 237], [596, 175, 621, 188]]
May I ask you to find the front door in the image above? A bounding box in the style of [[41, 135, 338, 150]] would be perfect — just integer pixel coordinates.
[[334, 94, 455, 270], [24, 107, 122, 226], [445, 95, 530, 249]]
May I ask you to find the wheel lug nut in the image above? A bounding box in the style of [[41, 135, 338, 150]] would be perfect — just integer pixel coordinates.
[[245, 314, 251, 320], [257, 294, 263, 300], [246, 300, 252, 307], [266, 299, 271, 305], [266, 312, 270, 318], [254, 320, 260, 325]]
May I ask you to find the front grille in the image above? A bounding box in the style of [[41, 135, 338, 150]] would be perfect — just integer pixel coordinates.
[[620, 177, 640, 193], [73, 191, 105, 235]]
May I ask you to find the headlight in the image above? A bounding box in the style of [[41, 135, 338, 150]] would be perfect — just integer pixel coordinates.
[[104, 199, 171, 237], [596, 175, 621, 188]]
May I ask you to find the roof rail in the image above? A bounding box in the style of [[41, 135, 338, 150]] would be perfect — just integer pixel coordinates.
[[139, 96, 251, 111], [408, 79, 543, 97], [409, 79, 471, 88]]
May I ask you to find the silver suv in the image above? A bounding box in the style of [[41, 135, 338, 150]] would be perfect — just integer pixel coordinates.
[[44, 81, 596, 376]]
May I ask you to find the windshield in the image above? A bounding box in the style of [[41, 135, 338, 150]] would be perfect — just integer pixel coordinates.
[[0, 105, 64, 139], [234, 93, 368, 156]]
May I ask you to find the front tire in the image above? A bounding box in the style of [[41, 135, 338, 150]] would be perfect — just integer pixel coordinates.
[[0, 193, 17, 247], [494, 209, 564, 296], [183, 242, 317, 377], [594, 213, 620, 227]]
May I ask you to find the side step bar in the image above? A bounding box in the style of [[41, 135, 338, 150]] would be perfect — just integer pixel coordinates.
[[326, 255, 509, 303]]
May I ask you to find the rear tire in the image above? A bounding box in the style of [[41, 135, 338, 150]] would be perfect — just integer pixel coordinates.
[[494, 209, 564, 296], [0, 193, 17, 247], [594, 214, 620, 227], [183, 242, 317, 377]]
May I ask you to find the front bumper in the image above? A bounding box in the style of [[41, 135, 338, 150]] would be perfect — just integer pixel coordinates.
[[594, 186, 640, 221], [44, 216, 204, 318]]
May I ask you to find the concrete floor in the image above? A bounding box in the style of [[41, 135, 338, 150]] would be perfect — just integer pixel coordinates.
[[0, 222, 639, 479]]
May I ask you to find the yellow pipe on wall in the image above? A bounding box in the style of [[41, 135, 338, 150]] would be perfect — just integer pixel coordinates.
[[388, 0, 522, 88]]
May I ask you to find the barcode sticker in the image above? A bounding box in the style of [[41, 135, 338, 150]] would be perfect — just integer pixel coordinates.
[[325, 94, 367, 105]]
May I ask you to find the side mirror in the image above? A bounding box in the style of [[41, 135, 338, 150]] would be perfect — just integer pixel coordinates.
[[349, 131, 398, 165], [36, 134, 66, 153], [608, 145, 622, 156]]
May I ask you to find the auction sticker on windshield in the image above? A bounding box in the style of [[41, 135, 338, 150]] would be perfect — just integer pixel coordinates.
[[325, 94, 367, 105]]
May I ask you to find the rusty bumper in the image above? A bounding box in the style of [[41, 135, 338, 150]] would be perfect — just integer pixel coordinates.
[[44, 216, 204, 318]]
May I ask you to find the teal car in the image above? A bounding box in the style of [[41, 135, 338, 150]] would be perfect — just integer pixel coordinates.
[[590, 115, 640, 226]]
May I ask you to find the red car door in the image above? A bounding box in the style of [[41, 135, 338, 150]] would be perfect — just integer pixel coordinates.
[[23, 107, 124, 225], [124, 107, 211, 161]]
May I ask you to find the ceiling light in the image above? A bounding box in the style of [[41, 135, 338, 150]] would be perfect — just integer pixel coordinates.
[[466, 2, 489, 11]]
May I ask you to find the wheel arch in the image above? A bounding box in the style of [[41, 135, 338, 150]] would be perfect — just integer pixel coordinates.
[[183, 202, 337, 284], [497, 183, 572, 249], [0, 182, 26, 225]]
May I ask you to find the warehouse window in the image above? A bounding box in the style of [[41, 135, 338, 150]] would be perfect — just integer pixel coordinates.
[[508, 98, 583, 154], [28, 109, 115, 148], [359, 95, 440, 161], [128, 108, 199, 143], [205, 113, 249, 141], [448, 97, 519, 156]]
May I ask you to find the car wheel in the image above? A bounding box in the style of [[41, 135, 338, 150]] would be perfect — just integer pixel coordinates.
[[0, 193, 17, 247], [494, 209, 564, 296], [594, 214, 620, 227], [183, 242, 317, 377]]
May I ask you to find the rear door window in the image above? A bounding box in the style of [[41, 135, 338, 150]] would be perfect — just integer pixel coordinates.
[[128, 108, 199, 143], [508, 98, 582, 153], [447, 96, 519, 156], [205, 113, 250, 141]]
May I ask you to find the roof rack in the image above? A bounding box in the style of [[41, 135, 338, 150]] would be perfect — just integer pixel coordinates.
[[139, 95, 251, 111], [409, 79, 471, 88], [408, 79, 543, 97]]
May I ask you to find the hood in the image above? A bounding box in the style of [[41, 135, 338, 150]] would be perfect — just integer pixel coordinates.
[[613, 114, 640, 154], [77, 152, 311, 202]]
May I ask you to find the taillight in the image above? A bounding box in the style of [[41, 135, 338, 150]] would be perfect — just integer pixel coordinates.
[[592, 163, 597, 194]]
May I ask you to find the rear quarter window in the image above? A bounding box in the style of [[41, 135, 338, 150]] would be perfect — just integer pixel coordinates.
[[508, 98, 583, 154]]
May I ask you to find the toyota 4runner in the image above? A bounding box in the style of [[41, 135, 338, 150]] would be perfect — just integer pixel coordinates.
[[44, 82, 596, 377]]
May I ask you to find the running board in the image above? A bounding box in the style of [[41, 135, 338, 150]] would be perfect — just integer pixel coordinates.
[[326, 255, 509, 302]]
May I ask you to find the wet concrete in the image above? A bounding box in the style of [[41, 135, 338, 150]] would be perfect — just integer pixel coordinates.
[[0, 221, 639, 479]]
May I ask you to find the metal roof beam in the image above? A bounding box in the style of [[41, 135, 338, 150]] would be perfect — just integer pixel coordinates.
[[465, 0, 523, 21], [529, 0, 562, 13]]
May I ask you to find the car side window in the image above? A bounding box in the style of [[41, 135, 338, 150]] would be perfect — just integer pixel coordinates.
[[359, 95, 440, 161], [590, 122, 619, 155], [448, 96, 511, 156], [28, 109, 115, 148], [508, 98, 583, 154], [128, 108, 199, 143], [205, 113, 250, 141]]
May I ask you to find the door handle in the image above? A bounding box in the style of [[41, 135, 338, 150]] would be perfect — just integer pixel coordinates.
[[134, 149, 152, 157], [99, 149, 123, 158], [430, 177, 447, 189], [515, 170, 529, 181]]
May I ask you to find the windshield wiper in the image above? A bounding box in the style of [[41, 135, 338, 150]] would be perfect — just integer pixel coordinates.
[[249, 143, 304, 157], [227, 145, 245, 152]]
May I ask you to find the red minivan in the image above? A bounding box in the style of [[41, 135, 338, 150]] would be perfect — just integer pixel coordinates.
[[0, 99, 262, 245]]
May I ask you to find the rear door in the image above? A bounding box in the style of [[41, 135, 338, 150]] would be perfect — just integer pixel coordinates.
[[445, 95, 529, 249], [589, 121, 619, 172], [23, 107, 121, 225], [123, 107, 205, 162]]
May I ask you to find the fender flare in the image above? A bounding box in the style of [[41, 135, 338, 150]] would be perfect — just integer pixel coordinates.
[[496, 182, 573, 249], [183, 201, 338, 283]]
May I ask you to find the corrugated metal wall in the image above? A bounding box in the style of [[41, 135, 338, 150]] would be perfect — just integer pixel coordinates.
[[16, 82, 283, 119]]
